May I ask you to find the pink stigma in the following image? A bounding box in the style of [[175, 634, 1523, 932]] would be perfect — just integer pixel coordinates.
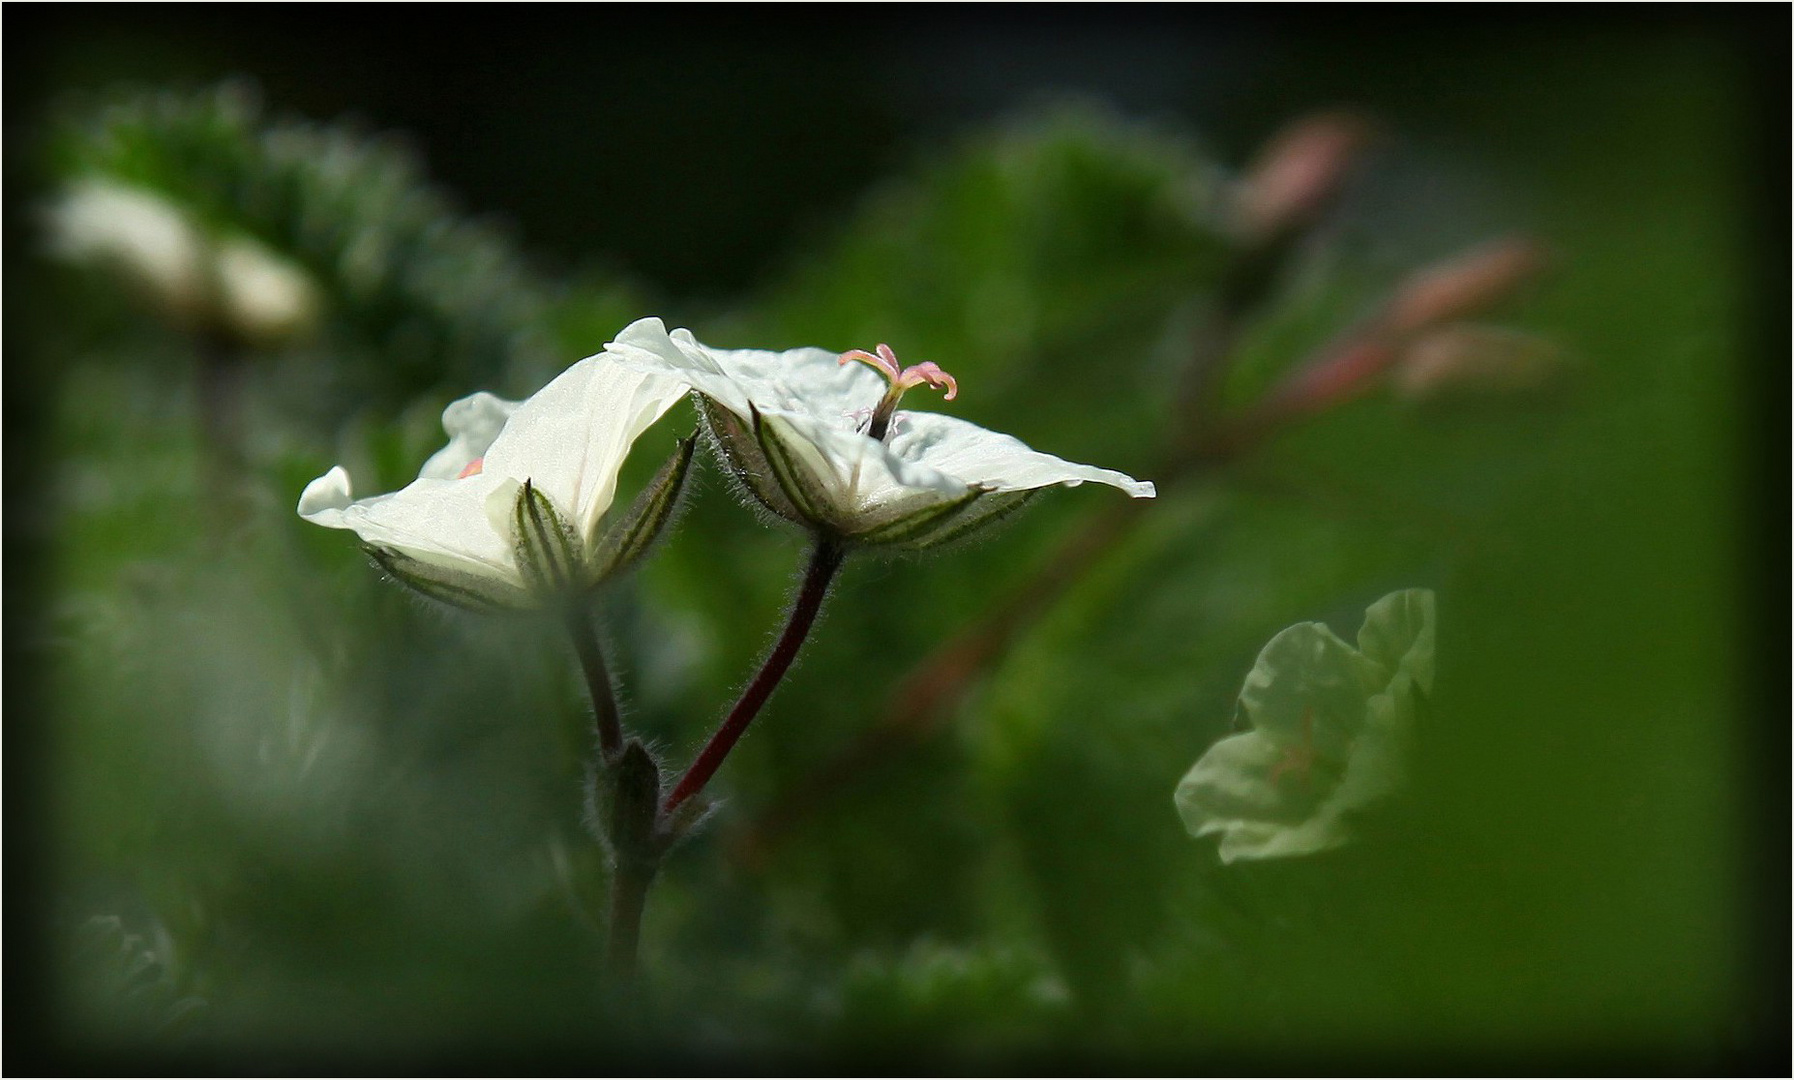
[[458, 457, 485, 479], [840, 343, 959, 402]]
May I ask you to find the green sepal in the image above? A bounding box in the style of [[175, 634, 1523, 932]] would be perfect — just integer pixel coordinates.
[[364, 545, 531, 613], [848, 486, 988, 546], [884, 488, 1040, 550], [511, 478, 585, 595], [593, 431, 697, 581], [752, 407, 836, 529], [695, 393, 804, 524]]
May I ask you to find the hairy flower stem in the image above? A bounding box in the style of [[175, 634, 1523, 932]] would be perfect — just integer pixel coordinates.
[[664, 536, 847, 813], [566, 605, 624, 762], [565, 606, 654, 981], [606, 858, 655, 982]]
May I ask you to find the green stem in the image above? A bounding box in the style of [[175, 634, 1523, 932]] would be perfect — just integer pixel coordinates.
[[606, 858, 656, 982], [566, 605, 623, 761]]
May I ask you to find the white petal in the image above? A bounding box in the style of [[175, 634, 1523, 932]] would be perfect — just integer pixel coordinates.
[[215, 235, 320, 341], [298, 353, 685, 589], [605, 317, 751, 416], [299, 464, 520, 584], [702, 342, 883, 423], [758, 410, 967, 526], [417, 391, 522, 480], [47, 179, 206, 314], [606, 316, 884, 425], [1238, 621, 1386, 750], [1356, 587, 1436, 695], [889, 412, 1156, 498], [298, 465, 355, 516], [1174, 732, 1301, 826], [478, 355, 687, 541]]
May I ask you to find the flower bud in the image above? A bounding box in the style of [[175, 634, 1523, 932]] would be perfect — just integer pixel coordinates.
[[214, 236, 321, 346], [1233, 110, 1375, 244], [595, 740, 665, 866], [48, 179, 210, 326], [46, 177, 320, 347], [1384, 237, 1546, 336], [1391, 324, 1566, 405]]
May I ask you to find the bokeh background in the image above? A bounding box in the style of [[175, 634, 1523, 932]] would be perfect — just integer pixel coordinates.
[[6, 8, 1783, 1072]]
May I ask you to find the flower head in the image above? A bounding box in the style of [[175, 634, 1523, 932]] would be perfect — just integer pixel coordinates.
[[602, 318, 1154, 549], [299, 354, 691, 610], [47, 177, 320, 345], [1175, 588, 1435, 862]]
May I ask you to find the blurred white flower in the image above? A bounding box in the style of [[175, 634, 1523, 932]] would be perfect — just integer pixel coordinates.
[[298, 355, 690, 610], [1175, 588, 1435, 862], [46, 177, 320, 344], [604, 317, 1154, 549]]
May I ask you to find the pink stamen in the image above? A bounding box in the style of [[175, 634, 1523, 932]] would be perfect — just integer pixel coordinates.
[[458, 457, 485, 479], [897, 361, 958, 401], [840, 343, 959, 402], [840, 347, 901, 381], [1269, 705, 1318, 788]]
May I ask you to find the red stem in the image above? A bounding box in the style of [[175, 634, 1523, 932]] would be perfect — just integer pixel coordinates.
[[663, 536, 846, 813]]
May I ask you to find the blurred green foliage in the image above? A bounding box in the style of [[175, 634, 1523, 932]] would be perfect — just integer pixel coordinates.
[[19, 21, 1768, 1071]]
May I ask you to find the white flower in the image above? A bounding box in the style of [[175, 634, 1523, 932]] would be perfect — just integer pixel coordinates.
[[1174, 589, 1436, 862], [602, 317, 1154, 548], [298, 354, 691, 610], [47, 177, 320, 344]]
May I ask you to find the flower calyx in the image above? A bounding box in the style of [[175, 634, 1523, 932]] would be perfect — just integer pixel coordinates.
[[501, 432, 698, 607]]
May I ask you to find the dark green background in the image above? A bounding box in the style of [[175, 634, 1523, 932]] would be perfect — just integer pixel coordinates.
[[6, 8, 1783, 1072]]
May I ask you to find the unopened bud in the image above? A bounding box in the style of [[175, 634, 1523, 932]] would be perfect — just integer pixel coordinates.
[[46, 177, 320, 347], [215, 236, 321, 346], [47, 179, 209, 326], [1385, 237, 1545, 336], [1392, 324, 1566, 405], [1234, 110, 1375, 244]]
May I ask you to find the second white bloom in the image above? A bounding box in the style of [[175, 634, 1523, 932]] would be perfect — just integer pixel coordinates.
[[299, 353, 692, 610], [603, 317, 1155, 549]]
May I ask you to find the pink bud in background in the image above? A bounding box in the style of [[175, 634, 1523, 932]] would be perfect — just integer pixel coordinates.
[[1385, 237, 1547, 336], [1234, 110, 1375, 244], [1392, 324, 1567, 405]]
